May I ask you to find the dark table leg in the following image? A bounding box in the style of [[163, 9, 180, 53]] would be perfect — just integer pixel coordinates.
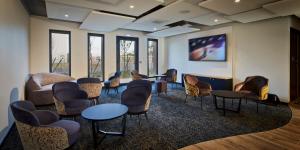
[[91, 121, 97, 148], [223, 97, 226, 116], [121, 114, 127, 135], [214, 95, 218, 109], [238, 98, 242, 112]]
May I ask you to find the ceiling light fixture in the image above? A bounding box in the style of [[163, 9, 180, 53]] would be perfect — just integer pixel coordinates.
[[129, 5, 134, 9], [64, 14, 69, 18], [153, 27, 157, 31], [234, 0, 240, 3], [126, 34, 131, 36], [214, 19, 219, 22]]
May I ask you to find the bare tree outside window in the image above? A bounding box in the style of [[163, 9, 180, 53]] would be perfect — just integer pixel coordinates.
[[148, 39, 158, 76], [50, 30, 70, 75], [120, 40, 135, 78], [88, 34, 104, 80]]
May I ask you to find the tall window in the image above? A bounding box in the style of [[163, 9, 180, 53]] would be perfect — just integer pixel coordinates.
[[49, 30, 71, 75], [88, 33, 104, 80], [147, 39, 158, 76], [116, 36, 139, 81]]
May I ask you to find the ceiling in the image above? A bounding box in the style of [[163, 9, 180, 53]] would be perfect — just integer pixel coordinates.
[[21, 0, 300, 37]]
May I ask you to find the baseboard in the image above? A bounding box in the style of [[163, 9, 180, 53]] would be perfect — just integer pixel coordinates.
[[0, 123, 14, 146]]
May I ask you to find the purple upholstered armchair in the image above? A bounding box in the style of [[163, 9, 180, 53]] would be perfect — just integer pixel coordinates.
[[121, 80, 152, 124], [10, 101, 80, 150], [52, 82, 92, 117], [77, 77, 102, 105]]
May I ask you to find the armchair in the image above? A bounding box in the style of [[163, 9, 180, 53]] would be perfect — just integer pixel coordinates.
[[234, 76, 269, 101], [161, 69, 177, 87], [121, 80, 152, 125], [77, 77, 102, 105], [234, 76, 269, 112], [183, 74, 212, 109], [52, 82, 92, 117], [131, 70, 148, 80], [104, 71, 121, 94], [10, 101, 80, 150]]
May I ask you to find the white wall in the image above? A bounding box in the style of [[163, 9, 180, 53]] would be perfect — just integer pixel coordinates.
[[166, 17, 291, 102], [233, 17, 290, 102], [0, 0, 30, 143], [166, 26, 234, 83], [30, 16, 167, 79]]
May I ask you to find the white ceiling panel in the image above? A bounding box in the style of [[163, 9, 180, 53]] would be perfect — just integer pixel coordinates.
[[46, 2, 92, 22], [227, 8, 276, 23], [46, 0, 163, 16], [80, 11, 135, 32], [147, 25, 200, 37], [122, 22, 168, 32], [134, 0, 210, 26], [188, 13, 232, 26], [199, 0, 279, 15], [263, 0, 300, 16]]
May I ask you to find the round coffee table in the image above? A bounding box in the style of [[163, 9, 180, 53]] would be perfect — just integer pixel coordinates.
[[211, 90, 245, 116], [81, 103, 128, 147]]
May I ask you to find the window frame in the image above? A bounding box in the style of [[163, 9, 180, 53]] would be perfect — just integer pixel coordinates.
[[116, 36, 139, 72], [87, 33, 105, 81], [147, 38, 158, 76], [49, 29, 71, 76]]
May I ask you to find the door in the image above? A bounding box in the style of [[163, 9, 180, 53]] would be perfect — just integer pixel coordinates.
[[116, 36, 139, 82], [290, 28, 300, 101]]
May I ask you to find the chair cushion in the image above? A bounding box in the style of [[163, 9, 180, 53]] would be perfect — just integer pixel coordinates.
[[33, 73, 74, 86], [63, 99, 92, 115], [48, 120, 80, 145], [186, 75, 198, 86]]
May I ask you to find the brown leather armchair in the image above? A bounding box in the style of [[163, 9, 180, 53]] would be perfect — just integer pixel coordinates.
[[183, 74, 212, 109], [234, 76, 269, 101]]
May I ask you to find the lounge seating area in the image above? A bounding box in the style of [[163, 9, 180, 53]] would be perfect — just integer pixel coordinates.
[[1, 0, 300, 149]]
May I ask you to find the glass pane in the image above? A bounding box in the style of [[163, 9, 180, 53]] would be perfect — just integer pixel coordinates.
[[119, 40, 135, 79], [89, 35, 103, 80], [148, 40, 158, 76], [51, 32, 70, 75]]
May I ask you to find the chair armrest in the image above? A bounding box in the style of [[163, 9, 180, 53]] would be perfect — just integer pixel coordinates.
[[110, 77, 120, 87], [32, 110, 59, 125], [259, 85, 269, 100], [234, 82, 245, 92]]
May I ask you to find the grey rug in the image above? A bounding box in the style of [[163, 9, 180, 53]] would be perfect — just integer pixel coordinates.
[[0, 85, 292, 150]]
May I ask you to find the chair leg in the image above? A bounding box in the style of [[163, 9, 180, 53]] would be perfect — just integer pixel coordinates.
[[246, 98, 248, 104], [185, 94, 188, 103], [200, 96, 203, 110], [144, 112, 148, 121], [194, 96, 197, 101], [138, 115, 141, 126], [256, 101, 259, 113]]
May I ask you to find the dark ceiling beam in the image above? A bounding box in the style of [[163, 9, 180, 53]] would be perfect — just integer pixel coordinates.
[[19, 0, 47, 17]]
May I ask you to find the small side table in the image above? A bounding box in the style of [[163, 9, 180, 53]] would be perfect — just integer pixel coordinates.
[[211, 90, 244, 116]]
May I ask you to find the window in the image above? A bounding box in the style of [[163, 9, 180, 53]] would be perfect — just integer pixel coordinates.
[[116, 36, 139, 81], [147, 39, 158, 76], [88, 33, 105, 80], [49, 30, 71, 75]]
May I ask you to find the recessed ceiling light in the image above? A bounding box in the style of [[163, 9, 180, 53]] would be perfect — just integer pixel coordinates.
[[235, 0, 240, 3], [214, 19, 219, 22], [153, 27, 157, 31], [64, 14, 69, 18], [129, 5, 134, 9], [126, 34, 131, 36]]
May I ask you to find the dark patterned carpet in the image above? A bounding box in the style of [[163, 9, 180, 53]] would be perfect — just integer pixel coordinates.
[[1, 85, 292, 150]]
